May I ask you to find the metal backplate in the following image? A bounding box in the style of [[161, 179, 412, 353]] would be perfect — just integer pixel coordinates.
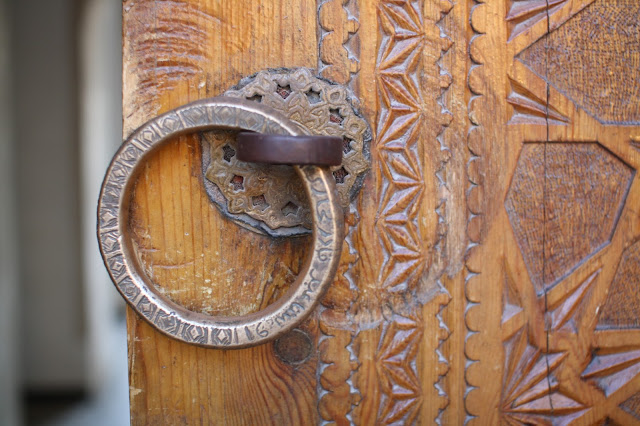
[[201, 68, 371, 237]]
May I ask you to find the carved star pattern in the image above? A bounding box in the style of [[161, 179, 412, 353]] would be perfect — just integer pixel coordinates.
[[502, 252, 640, 424], [376, 310, 423, 424], [506, 0, 568, 40], [501, 330, 585, 424], [500, 271, 598, 424], [376, 0, 426, 293]]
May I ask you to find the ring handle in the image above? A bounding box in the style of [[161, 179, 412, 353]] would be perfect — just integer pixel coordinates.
[[98, 97, 344, 348]]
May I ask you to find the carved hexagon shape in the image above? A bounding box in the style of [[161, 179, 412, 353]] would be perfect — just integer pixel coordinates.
[[505, 142, 634, 293]]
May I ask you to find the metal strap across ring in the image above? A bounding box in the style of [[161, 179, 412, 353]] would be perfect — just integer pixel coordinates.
[[98, 97, 344, 348], [237, 132, 343, 165]]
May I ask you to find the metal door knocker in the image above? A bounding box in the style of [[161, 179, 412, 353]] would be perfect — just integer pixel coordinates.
[[98, 97, 344, 348], [202, 68, 371, 237]]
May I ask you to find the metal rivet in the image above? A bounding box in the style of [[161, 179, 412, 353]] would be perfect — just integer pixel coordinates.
[[273, 329, 312, 365]]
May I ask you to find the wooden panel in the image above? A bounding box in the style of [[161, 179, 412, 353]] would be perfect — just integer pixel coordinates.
[[122, 0, 640, 424], [465, 0, 640, 424], [123, 1, 319, 424]]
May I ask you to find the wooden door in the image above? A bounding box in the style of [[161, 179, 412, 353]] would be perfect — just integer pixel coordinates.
[[120, 0, 640, 424]]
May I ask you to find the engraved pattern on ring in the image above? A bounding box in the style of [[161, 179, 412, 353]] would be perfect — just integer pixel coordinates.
[[98, 97, 344, 348]]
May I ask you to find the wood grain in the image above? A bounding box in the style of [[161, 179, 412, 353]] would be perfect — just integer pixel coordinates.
[[121, 0, 640, 423], [465, 0, 640, 424], [124, 1, 319, 423], [505, 142, 633, 291]]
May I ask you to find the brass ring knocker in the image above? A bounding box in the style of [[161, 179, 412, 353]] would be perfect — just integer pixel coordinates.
[[98, 97, 344, 348]]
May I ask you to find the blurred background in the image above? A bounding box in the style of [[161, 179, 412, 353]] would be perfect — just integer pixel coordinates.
[[1, 0, 129, 424]]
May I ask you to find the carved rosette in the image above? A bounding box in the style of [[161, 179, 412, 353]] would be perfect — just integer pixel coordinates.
[[201, 68, 371, 237]]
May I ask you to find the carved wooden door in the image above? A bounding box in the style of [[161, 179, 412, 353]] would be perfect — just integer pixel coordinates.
[[121, 0, 640, 424]]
